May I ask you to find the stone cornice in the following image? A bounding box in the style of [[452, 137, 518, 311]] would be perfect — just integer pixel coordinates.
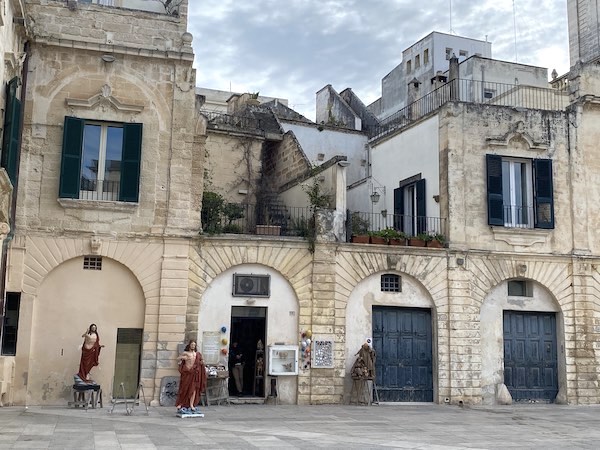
[[33, 36, 194, 62], [491, 227, 550, 247]]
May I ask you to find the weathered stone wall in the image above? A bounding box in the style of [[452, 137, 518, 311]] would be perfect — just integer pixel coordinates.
[[203, 131, 264, 204], [263, 132, 311, 192]]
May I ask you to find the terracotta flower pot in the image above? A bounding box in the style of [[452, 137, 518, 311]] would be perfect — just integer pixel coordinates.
[[427, 239, 444, 248], [408, 238, 427, 247], [351, 235, 370, 243], [388, 238, 407, 246], [369, 236, 387, 245]]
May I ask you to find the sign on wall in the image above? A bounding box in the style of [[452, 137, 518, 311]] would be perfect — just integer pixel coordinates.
[[202, 331, 221, 365], [312, 340, 334, 368]]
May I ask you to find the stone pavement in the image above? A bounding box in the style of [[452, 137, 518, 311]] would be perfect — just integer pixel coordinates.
[[0, 403, 599, 449]]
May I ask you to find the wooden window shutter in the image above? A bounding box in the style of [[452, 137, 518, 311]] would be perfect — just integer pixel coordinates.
[[59, 116, 84, 198], [1, 78, 22, 185], [486, 154, 504, 226], [393, 186, 405, 232], [533, 159, 554, 229], [119, 123, 143, 202], [416, 179, 426, 234]]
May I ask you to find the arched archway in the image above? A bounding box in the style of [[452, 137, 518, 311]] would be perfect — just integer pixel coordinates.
[[30, 256, 145, 405], [345, 270, 438, 402], [480, 278, 565, 405], [198, 263, 299, 404]]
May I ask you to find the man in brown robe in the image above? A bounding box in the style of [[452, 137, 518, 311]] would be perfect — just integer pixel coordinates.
[[78, 323, 103, 382], [175, 340, 207, 412]]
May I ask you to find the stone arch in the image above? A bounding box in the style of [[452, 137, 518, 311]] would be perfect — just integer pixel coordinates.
[[17, 235, 165, 403], [187, 240, 313, 338], [30, 254, 145, 405], [32, 64, 171, 129], [480, 276, 566, 405]]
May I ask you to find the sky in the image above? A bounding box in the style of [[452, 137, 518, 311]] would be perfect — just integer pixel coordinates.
[[187, 1, 569, 121]]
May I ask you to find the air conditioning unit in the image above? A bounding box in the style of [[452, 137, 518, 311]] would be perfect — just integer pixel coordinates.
[[232, 274, 270, 297]]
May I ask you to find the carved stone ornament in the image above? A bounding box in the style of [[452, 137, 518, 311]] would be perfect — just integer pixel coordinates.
[[90, 236, 102, 255], [0, 222, 10, 241], [485, 121, 548, 151], [65, 84, 144, 114]]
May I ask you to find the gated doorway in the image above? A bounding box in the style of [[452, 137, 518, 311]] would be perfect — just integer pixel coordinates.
[[372, 306, 433, 402], [503, 311, 558, 402]]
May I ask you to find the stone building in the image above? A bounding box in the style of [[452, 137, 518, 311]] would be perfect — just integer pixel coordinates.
[[1, 0, 600, 409]]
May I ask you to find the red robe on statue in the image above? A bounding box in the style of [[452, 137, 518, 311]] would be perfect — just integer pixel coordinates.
[[175, 352, 207, 408], [78, 338, 101, 382]]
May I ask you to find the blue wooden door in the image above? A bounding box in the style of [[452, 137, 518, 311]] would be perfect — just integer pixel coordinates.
[[503, 311, 558, 402], [372, 306, 433, 402]]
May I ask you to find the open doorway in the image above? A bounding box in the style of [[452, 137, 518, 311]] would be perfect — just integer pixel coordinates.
[[229, 306, 266, 397]]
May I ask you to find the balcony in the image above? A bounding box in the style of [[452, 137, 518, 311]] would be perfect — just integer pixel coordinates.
[[368, 79, 569, 141], [201, 201, 312, 237]]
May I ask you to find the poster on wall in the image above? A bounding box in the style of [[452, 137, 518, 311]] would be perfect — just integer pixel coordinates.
[[202, 331, 221, 365], [312, 340, 334, 368]]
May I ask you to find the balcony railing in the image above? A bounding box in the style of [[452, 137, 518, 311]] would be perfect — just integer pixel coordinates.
[[201, 203, 313, 237], [368, 79, 568, 140], [503, 204, 534, 229], [79, 179, 120, 201], [347, 210, 447, 241]]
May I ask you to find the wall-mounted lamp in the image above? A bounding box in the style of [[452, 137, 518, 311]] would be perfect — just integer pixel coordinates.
[[101, 54, 116, 63], [370, 186, 385, 204]]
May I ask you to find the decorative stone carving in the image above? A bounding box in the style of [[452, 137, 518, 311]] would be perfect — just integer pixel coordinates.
[[491, 227, 549, 247], [486, 121, 548, 151], [65, 84, 144, 113], [90, 236, 102, 255]]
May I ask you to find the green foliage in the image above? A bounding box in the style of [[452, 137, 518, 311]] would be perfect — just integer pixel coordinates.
[[303, 177, 331, 210], [415, 232, 432, 241], [350, 212, 369, 235], [201, 191, 224, 234], [376, 228, 407, 241], [432, 233, 446, 244], [222, 224, 243, 234], [223, 203, 245, 224]]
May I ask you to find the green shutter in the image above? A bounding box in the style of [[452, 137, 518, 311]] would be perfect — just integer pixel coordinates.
[[119, 123, 142, 202], [486, 154, 504, 226], [533, 159, 554, 229], [59, 117, 84, 198], [416, 179, 426, 234], [393, 186, 404, 232], [1, 78, 22, 185]]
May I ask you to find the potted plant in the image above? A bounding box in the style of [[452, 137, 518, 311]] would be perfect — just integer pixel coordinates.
[[350, 212, 370, 243], [409, 232, 431, 247], [368, 231, 387, 245], [427, 233, 446, 248], [378, 228, 407, 245]]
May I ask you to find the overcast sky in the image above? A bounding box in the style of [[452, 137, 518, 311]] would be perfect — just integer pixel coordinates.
[[187, 1, 569, 121]]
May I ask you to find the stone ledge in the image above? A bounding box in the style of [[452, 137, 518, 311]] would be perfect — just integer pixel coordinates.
[[491, 226, 550, 247], [58, 198, 138, 212]]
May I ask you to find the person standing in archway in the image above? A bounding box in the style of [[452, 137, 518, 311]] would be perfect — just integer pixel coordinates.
[[77, 323, 104, 383]]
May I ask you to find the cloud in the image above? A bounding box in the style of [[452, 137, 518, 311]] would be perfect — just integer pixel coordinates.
[[188, 0, 569, 120]]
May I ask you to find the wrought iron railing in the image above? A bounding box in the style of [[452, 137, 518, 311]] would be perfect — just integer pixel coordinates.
[[503, 204, 534, 229], [202, 202, 313, 237], [347, 210, 447, 241], [79, 179, 120, 201], [368, 79, 568, 140], [204, 112, 264, 133]]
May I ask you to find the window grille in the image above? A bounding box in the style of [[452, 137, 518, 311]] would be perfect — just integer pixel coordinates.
[[83, 256, 103, 270], [381, 274, 401, 292]]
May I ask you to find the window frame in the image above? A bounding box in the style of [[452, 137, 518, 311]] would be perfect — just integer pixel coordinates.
[[59, 116, 142, 203], [486, 154, 554, 229]]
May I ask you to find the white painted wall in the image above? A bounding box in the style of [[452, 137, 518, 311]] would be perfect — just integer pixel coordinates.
[[344, 271, 435, 400], [369, 115, 440, 219], [198, 264, 299, 404], [280, 122, 368, 185], [480, 280, 563, 405], [431, 33, 491, 73]]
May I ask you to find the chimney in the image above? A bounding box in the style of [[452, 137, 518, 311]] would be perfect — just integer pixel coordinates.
[[449, 53, 459, 101]]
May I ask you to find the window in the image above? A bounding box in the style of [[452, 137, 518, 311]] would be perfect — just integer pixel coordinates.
[[483, 89, 495, 99], [1, 292, 20, 356], [83, 256, 103, 270], [508, 280, 533, 297], [423, 49, 429, 65], [381, 274, 401, 292], [459, 50, 468, 58], [59, 116, 142, 202], [1, 77, 22, 184], [446, 47, 453, 59], [486, 155, 554, 229], [415, 55, 420, 69], [406, 60, 412, 73], [394, 177, 426, 236]]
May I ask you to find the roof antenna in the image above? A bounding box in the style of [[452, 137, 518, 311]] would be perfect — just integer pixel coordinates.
[[449, 0, 455, 34], [512, 0, 518, 62]]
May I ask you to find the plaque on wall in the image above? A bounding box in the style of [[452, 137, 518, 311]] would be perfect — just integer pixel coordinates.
[[312, 340, 334, 368], [202, 331, 221, 365]]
